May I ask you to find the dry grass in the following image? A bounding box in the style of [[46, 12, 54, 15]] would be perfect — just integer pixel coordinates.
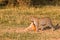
[[0, 6, 60, 40]]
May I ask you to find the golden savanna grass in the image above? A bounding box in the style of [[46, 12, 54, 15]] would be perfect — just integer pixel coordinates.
[[0, 6, 60, 40]]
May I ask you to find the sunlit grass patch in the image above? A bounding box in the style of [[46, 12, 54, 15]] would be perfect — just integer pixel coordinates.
[[0, 6, 60, 27]]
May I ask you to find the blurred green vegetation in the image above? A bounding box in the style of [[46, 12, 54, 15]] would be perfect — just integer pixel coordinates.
[[0, 0, 60, 8]]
